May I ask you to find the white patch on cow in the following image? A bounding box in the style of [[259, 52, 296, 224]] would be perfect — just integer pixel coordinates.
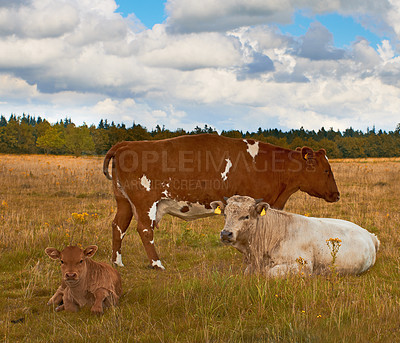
[[143, 229, 148, 232], [140, 175, 151, 191], [156, 199, 214, 221], [162, 189, 170, 197], [116, 177, 137, 216], [116, 225, 125, 240], [115, 252, 124, 267], [325, 155, 329, 161], [150, 240, 154, 244], [244, 140, 259, 160], [148, 201, 159, 224], [221, 158, 233, 181], [152, 259, 165, 270]]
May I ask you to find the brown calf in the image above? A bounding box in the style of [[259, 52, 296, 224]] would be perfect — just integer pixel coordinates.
[[45, 245, 122, 314]]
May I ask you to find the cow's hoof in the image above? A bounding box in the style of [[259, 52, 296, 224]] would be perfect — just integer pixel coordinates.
[[91, 307, 104, 315], [150, 260, 166, 270], [55, 305, 65, 312], [147, 264, 165, 271]]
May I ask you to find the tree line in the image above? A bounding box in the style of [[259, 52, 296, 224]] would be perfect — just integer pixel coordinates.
[[0, 114, 399, 158]]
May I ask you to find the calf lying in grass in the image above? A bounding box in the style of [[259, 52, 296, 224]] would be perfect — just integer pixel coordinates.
[[45, 245, 122, 314], [212, 195, 380, 276]]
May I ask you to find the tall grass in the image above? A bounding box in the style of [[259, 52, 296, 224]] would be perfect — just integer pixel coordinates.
[[0, 154, 399, 342]]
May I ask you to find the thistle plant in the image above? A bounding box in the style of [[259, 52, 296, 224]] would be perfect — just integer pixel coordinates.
[[326, 237, 342, 277], [295, 256, 308, 276]]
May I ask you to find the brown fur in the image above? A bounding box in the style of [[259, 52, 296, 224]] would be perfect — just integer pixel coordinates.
[[46, 245, 122, 314], [103, 134, 340, 268]]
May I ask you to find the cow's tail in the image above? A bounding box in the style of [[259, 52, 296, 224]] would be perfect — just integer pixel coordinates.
[[371, 233, 380, 253], [103, 142, 126, 180]]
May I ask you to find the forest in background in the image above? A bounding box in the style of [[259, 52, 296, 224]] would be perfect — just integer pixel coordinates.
[[0, 114, 399, 158]]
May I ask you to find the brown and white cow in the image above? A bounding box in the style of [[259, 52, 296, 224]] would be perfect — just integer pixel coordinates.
[[45, 245, 122, 314], [212, 195, 379, 276], [103, 134, 340, 269]]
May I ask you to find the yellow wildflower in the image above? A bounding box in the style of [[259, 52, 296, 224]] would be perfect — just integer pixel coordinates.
[[71, 212, 89, 224], [296, 256, 307, 265]]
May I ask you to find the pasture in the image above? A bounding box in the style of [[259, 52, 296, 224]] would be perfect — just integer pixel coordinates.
[[0, 154, 399, 342]]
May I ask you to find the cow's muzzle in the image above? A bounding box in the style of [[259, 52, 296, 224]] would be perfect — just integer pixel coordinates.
[[65, 272, 77, 279], [327, 191, 340, 202], [64, 273, 79, 285], [220, 230, 233, 243]]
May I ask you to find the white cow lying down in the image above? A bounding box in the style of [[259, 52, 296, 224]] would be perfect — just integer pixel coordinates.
[[211, 195, 380, 276]]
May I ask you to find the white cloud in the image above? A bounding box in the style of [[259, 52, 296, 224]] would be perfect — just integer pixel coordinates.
[[377, 40, 395, 62], [166, 0, 293, 33], [298, 22, 345, 60], [0, 0, 79, 38], [139, 28, 241, 70], [0, 0, 400, 133], [0, 74, 39, 99]]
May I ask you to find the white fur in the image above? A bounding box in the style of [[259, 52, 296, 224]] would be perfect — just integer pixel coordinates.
[[152, 259, 165, 270], [155, 199, 214, 221], [115, 252, 124, 267], [148, 201, 159, 223], [221, 158, 233, 181], [222, 196, 379, 276], [140, 175, 151, 191], [243, 140, 259, 160]]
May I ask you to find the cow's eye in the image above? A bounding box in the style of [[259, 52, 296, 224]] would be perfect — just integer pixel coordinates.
[[60, 260, 64, 264], [324, 170, 329, 174], [79, 260, 83, 264], [240, 215, 249, 220]]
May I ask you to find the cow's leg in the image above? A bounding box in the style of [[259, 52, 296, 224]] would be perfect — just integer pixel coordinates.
[[136, 218, 165, 270], [63, 292, 79, 312], [267, 262, 313, 278], [91, 288, 109, 315], [112, 196, 133, 267], [47, 284, 64, 306]]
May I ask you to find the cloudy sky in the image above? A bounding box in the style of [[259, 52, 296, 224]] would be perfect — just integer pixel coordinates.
[[0, 0, 399, 132]]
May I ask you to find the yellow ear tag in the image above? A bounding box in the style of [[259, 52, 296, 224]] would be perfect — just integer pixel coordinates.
[[304, 153, 309, 160], [260, 208, 266, 216], [214, 206, 221, 215]]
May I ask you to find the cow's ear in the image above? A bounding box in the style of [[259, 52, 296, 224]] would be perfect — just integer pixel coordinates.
[[295, 147, 302, 151], [45, 247, 61, 260], [210, 201, 225, 214], [301, 147, 314, 161], [255, 202, 270, 216], [84, 245, 98, 258]]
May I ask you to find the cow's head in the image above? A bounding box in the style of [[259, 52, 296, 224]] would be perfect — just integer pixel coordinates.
[[45, 245, 98, 287], [211, 196, 268, 252], [297, 147, 340, 203]]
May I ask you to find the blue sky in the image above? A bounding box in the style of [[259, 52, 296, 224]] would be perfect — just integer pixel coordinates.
[[0, 0, 400, 132], [116, 0, 167, 28], [115, 1, 389, 50], [280, 12, 389, 49]]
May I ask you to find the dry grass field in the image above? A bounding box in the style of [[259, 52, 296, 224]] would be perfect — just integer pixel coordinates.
[[0, 154, 400, 342]]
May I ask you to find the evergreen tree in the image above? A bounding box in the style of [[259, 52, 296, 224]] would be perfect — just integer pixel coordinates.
[[0, 115, 7, 127]]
